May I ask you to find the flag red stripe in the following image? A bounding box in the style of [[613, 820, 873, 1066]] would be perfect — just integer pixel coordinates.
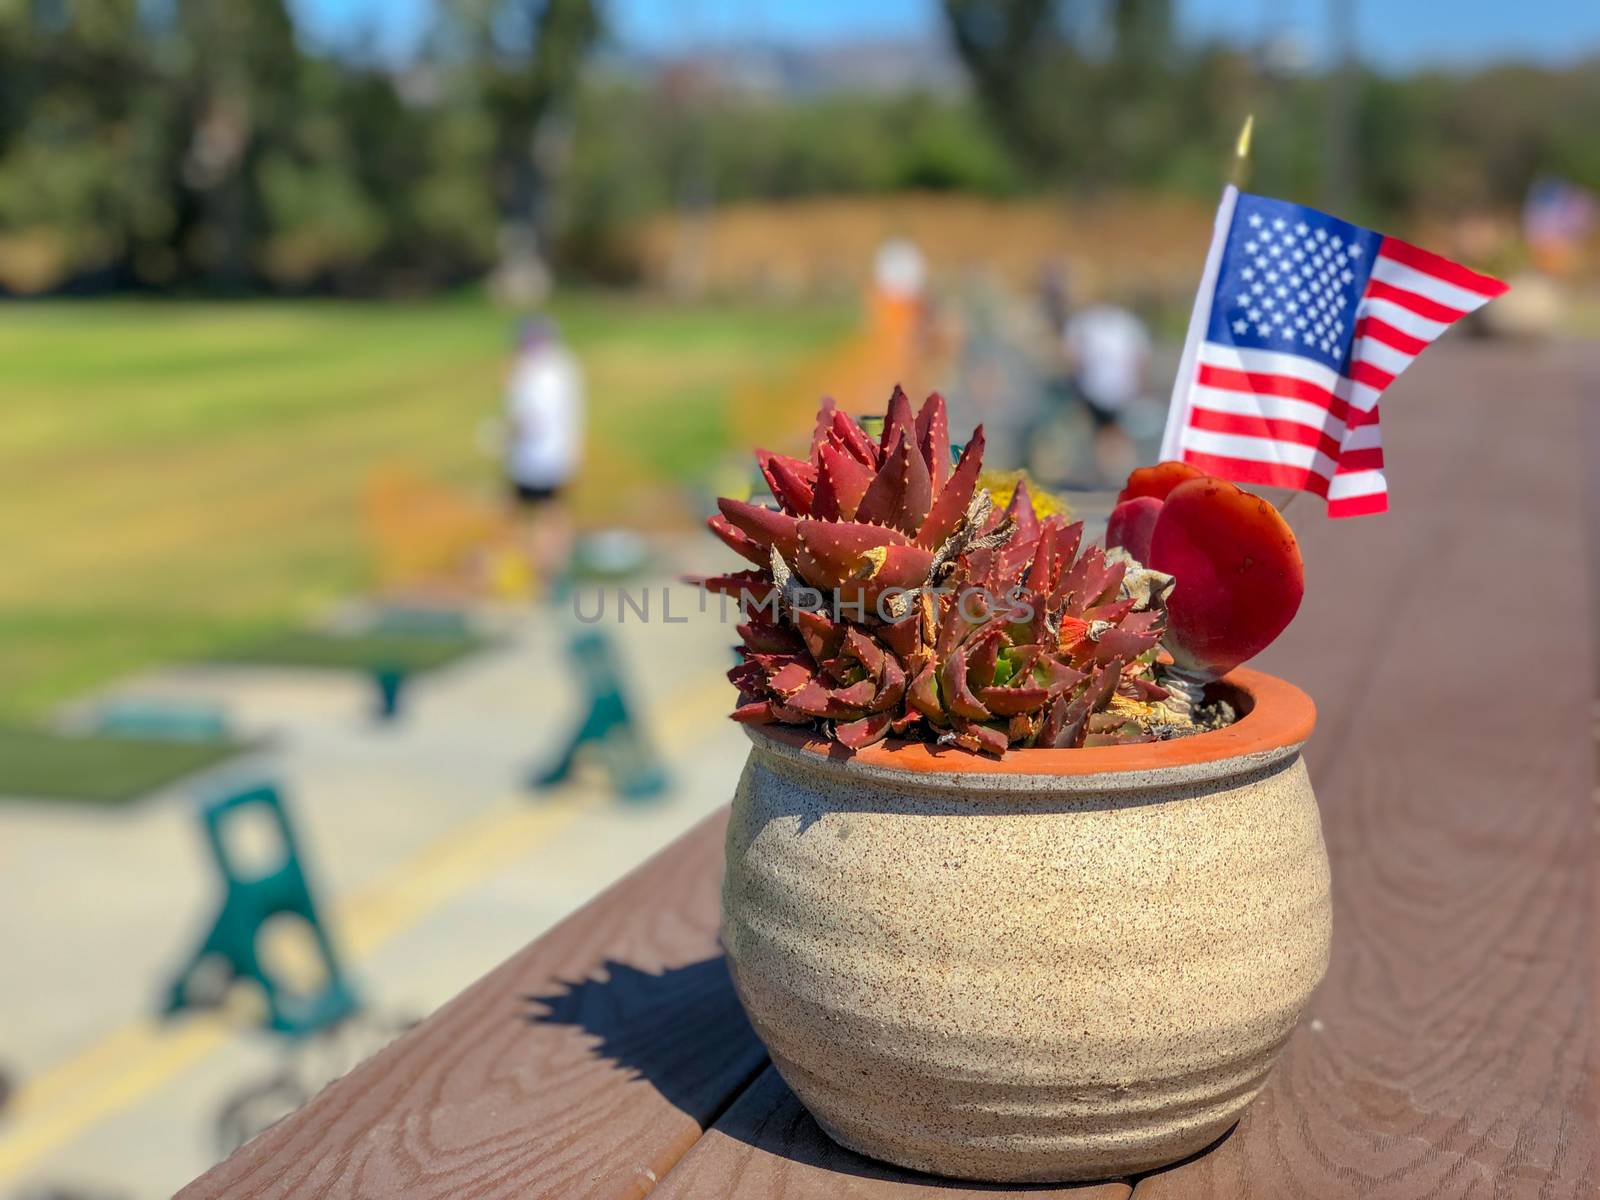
[[1364, 278, 1467, 323], [1347, 359, 1395, 392], [1354, 315, 1428, 356], [1186, 408, 1343, 458], [1197, 360, 1385, 426], [1377, 237, 1508, 298], [1327, 491, 1390, 518], [1196, 363, 1344, 410], [1179, 449, 1333, 495], [1335, 447, 1385, 472], [1183, 447, 1389, 516]]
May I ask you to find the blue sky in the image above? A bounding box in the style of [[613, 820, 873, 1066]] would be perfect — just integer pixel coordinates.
[[291, 0, 1600, 71]]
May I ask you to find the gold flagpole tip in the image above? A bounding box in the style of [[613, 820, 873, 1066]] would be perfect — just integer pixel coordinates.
[[1234, 114, 1255, 163]]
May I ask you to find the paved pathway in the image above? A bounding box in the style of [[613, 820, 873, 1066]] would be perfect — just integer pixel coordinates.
[[0, 541, 754, 1198]]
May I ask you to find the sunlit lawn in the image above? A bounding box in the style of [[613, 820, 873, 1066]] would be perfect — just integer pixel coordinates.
[[0, 292, 854, 718]]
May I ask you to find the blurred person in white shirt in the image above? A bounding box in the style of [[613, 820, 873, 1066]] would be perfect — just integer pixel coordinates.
[[504, 317, 583, 586], [1062, 302, 1150, 483]]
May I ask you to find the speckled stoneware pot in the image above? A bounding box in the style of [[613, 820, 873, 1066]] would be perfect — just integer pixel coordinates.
[[721, 667, 1329, 1184]]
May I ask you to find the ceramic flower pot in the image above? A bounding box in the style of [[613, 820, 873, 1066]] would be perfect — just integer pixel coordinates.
[[721, 667, 1329, 1183]]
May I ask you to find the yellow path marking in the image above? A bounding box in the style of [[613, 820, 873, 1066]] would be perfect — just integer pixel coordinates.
[[0, 672, 733, 1181]]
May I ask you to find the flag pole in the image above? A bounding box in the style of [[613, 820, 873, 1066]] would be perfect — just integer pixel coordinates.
[[1158, 117, 1252, 463]]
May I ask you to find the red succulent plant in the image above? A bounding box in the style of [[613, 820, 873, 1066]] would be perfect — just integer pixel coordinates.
[[703, 391, 1173, 754], [706, 387, 983, 614]]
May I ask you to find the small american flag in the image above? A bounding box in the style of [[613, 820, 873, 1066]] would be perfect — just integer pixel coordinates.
[[1160, 186, 1508, 517]]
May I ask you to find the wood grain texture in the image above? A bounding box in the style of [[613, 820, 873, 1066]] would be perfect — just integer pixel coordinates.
[[650, 1065, 1133, 1199], [1134, 343, 1599, 1198], [179, 809, 767, 1200], [183, 342, 1597, 1199]]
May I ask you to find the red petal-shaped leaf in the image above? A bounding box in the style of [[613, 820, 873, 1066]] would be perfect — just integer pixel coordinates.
[[977, 685, 1050, 716], [890, 711, 924, 736], [794, 609, 843, 661], [916, 425, 985, 549], [1148, 477, 1305, 679], [830, 678, 877, 709], [1118, 461, 1206, 504], [768, 660, 815, 697], [1121, 610, 1161, 635], [786, 679, 859, 718], [879, 610, 922, 660], [1004, 477, 1040, 543], [843, 626, 886, 680], [809, 396, 838, 466], [915, 391, 951, 491], [855, 430, 931, 537], [793, 519, 910, 589], [1004, 644, 1044, 681], [1121, 674, 1170, 702], [831, 409, 879, 467], [1083, 597, 1136, 625], [737, 620, 803, 654], [1105, 496, 1163, 563], [880, 384, 915, 456], [1046, 663, 1121, 748], [818, 656, 863, 687], [945, 717, 1010, 756], [815, 442, 875, 521], [856, 542, 934, 612], [1045, 521, 1086, 606], [1093, 625, 1161, 665], [966, 626, 1004, 688], [697, 570, 775, 601], [1035, 656, 1086, 696], [739, 659, 806, 678], [835, 712, 892, 748], [906, 657, 944, 722], [731, 701, 781, 724], [708, 513, 771, 567], [871, 653, 907, 712], [728, 661, 765, 693], [1058, 546, 1125, 617], [941, 640, 992, 721], [1024, 522, 1061, 594], [717, 498, 799, 558], [757, 450, 816, 516]]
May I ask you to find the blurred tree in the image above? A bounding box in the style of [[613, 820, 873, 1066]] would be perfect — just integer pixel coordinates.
[[942, 0, 1065, 172], [942, 0, 1190, 188], [0, 0, 1594, 295], [446, 0, 602, 300], [167, 0, 301, 288]]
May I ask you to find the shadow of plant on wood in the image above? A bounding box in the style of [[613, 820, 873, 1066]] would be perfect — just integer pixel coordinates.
[[522, 956, 766, 1128]]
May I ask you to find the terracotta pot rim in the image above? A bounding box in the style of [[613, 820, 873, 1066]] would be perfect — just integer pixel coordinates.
[[744, 666, 1314, 779]]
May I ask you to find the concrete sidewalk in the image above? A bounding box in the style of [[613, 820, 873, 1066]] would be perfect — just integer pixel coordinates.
[[0, 561, 753, 1199]]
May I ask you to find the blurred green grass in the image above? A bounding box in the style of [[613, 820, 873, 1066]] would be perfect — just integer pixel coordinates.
[[0, 293, 853, 719], [0, 725, 247, 804], [211, 629, 488, 673]]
